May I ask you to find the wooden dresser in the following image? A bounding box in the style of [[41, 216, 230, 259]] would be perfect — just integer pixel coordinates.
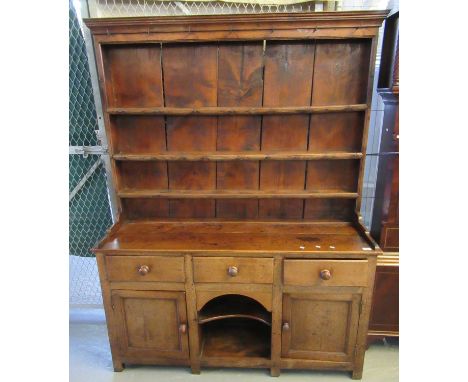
[[85, 11, 387, 380]]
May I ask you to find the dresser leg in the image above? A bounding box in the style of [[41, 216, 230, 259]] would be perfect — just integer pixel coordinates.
[[351, 369, 363, 380], [113, 360, 124, 372], [191, 365, 201, 375], [270, 367, 280, 377]]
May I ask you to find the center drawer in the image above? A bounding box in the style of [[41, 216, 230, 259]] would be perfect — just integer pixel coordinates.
[[105, 255, 185, 282], [193, 257, 274, 284]]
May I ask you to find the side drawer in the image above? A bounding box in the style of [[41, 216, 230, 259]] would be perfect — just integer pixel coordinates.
[[193, 257, 274, 284], [105, 255, 185, 282], [283, 259, 368, 287]]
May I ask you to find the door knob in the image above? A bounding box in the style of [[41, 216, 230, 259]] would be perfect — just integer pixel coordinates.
[[179, 323, 187, 334], [283, 322, 290, 331]]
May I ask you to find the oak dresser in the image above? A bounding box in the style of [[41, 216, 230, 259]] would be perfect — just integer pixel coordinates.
[[85, 10, 388, 379]]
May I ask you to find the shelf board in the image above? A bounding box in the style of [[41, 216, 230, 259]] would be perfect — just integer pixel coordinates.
[[117, 189, 359, 199], [201, 319, 271, 358], [107, 104, 367, 115], [199, 300, 272, 326], [113, 151, 363, 161], [199, 313, 271, 326]]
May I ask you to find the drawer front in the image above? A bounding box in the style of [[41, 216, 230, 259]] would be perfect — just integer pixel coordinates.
[[193, 257, 274, 284], [283, 259, 368, 287], [105, 256, 185, 282]]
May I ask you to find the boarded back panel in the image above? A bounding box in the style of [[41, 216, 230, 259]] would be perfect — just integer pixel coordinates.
[[118, 161, 168, 190], [308, 112, 364, 153], [217, 42, 263, 151], [112, 116, 166, 154], [260, 161, 306, 191], [105, 45, 167, 219], [261, 41, 315, 150], [163, 43, 218, 107], [168, 162, 216, 190], [311, 40, 371, 106], [109, 39, 372, 223], [259, 41, 315, 219], [304, 199, 355, 221], [259, 199, 305, 220], [104, 44, 163, 108], [164, 43, 218, 151], [216, 42, 264, 219], [216, 199, 259, 219], [122, 198, 169, 219], [166, 117, 217, 152], [163, 43, 218, 218], [306, 160, 360, 192], [217, 161, 259, 190], [168, 200, 215, 219]]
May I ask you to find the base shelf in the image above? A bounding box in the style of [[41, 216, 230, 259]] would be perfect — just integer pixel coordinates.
[[201, 318, 271, 359]]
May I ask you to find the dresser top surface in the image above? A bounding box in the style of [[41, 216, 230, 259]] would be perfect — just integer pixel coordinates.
[[95, 220, 377, 255]]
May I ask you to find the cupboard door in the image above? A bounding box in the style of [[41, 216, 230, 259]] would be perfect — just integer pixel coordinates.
[[281, 293, 361, 362], [111, 290, 189, 360]]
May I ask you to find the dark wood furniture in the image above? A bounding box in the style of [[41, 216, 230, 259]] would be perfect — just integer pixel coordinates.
[[85, 11, 388, 379], [368, 11, 399, 342], [368, 253, 399, 341], [371, 11, 399, 251]]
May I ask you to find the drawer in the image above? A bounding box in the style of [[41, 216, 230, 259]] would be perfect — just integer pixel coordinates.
[[193, 257, 274, 284], [105, 256, 185, 282], [283, 259, 368, 287]]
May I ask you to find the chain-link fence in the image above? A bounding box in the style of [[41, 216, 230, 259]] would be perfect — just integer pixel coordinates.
[[87, 0, 389, 18], [69, 1, 99, 148], [70, 0, 112, 306], [69, 0, 394, 308]]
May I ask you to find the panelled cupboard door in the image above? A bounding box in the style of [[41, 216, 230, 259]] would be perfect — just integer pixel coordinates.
[[281, 293, 361, 362], [111, 290, 189, 360]]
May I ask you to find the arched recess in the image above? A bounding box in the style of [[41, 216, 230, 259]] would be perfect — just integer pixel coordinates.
[[196, 290, 272, 312], [198, 294, 272, 358], [199, 294, 272, 326]]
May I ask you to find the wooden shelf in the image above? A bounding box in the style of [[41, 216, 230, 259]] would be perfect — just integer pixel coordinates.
[[201, 319, 271, 358], [199, 312, 271, 326], [113, 152, 363, 161], [117, 189, 359, 199], [199, 297, 272, 326], [107, 104, 367, 116]]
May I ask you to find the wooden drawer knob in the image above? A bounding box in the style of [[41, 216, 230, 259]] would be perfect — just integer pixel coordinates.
[[227, 266, 238, 277], [282, 322, 290, 331], [179, 323, 187, 334], [320, 269, 332, 280], [137, 265, 150, 276]]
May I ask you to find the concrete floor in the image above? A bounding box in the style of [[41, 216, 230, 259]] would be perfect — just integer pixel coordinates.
[[70, 309, 398, 382]]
